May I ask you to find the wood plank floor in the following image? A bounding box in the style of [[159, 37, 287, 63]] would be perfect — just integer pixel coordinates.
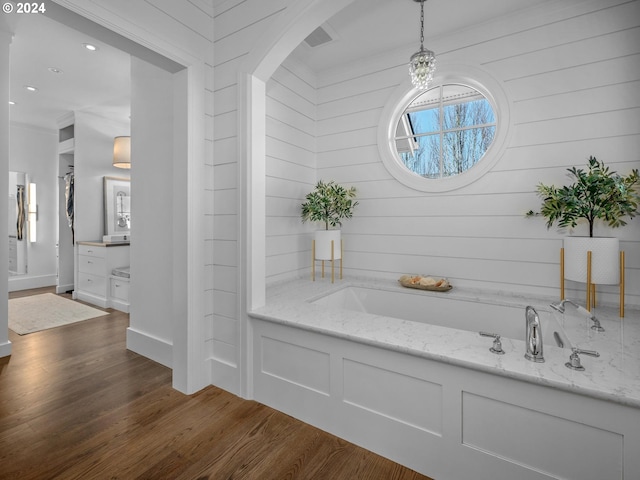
[[1, 288, 433, 480]]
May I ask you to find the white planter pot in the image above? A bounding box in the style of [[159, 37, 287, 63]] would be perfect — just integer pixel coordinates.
[[564, 236, 619, 285], [314, 230, 341, 260]]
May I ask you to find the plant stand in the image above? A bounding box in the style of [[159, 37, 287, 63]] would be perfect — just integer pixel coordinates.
[[560, 248, 625, 317], [312, 239, 343, 283]]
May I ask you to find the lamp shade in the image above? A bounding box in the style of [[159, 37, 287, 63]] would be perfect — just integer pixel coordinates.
[[113, 136, 131, 169], [564, 236, 619, 285]]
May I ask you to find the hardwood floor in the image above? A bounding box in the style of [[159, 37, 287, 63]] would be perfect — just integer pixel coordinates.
[[2, 288, 432, 480]]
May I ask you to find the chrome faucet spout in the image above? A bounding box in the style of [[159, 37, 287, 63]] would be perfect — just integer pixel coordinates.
[[524, 306, 544, 363]]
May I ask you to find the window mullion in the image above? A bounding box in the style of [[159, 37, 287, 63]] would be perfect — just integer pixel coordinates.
[[439, 85, 444, 179], [442, 122, 496, 134]]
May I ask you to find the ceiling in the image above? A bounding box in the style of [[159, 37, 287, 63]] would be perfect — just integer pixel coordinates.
[[8, 12, 130, 132], [290, 0, 553, 74], [7, 0, 553, 131]]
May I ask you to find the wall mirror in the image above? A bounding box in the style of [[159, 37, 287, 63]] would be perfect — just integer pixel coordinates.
[[8, 171, 28, 275], [103, 176, 131, 239]]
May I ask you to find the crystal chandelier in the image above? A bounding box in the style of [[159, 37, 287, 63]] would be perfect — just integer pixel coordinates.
[[409, 0, 436, 90]]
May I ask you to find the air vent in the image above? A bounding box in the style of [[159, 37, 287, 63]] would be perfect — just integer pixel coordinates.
[[304, 26, 333, 47]]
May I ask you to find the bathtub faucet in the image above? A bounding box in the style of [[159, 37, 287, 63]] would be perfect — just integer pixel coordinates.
[[524, 306, 544, 363], [549, 299, 604, 332]]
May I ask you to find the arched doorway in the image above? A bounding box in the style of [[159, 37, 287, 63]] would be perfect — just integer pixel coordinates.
[[237, 0, 357, 397]]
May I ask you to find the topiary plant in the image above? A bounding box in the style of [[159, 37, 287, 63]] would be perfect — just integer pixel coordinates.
[[301, 180, 358, 230], [527, 156, 640, 237]]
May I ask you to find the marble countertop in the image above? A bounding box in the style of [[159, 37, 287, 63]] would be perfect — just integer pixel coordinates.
[[250, 276, 640, 409], [77, 240, 130, 247]]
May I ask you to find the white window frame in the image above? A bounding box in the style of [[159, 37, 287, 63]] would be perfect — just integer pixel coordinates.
[[378, 64, 511, 192]]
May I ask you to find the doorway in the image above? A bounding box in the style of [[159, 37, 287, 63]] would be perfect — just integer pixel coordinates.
[[8, 11, 132, 293], [2, 2, 206, 394]]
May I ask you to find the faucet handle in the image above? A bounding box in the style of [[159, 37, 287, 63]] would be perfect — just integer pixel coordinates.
[[479, 332, 505, 355], [565, 347, 600, 371], [573, 347, 599, 357]]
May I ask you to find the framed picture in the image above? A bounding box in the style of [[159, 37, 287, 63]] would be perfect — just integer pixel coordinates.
[[103, 176, 131, 236]]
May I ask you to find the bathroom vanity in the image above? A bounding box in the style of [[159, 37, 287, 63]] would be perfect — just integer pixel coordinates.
[[74, 241, 130, 312]]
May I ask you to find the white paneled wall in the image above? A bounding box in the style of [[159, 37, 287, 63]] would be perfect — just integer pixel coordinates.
[[265, 59, 317, 283], [212, 0, 292, 393], [311, 0, 640, 306]]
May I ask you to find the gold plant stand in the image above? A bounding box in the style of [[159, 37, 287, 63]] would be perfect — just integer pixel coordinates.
[[312, 239, 343, 283], [560, 248, 625, 317]]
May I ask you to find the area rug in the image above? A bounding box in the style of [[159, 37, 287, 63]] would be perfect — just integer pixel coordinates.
[[9, 293, 108, 335]]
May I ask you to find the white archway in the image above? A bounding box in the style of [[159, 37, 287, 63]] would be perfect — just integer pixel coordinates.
[[239, 0, 357, 308], [237, 0, 356, 397]]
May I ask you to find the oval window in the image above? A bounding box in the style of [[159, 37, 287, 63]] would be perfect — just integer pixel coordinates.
[[378, 66, 510, 192], [395, 84, 496, 178]]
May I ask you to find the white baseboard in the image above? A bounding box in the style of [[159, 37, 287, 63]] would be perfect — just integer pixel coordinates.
[[8, 274, 57, 292], [0, 340, 12, 358], [126, 327, 172, 368], [56, 283, 74, 294], [210, 358, 240, 396], [109, 298, 130, 313], [75, 291, 108, 308]]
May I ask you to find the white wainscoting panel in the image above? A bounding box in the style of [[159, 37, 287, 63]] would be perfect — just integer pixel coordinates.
[[343, 358, 443, 435], [462, 391, 624, 480], [261, 336, 330, 395]]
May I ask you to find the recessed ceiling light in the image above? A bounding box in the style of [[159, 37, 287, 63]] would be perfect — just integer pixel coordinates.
[[8, 101, 16, 105], [48, 67, 64, 74], [83, 43, 98, 51], [24, 85, 38, 92]]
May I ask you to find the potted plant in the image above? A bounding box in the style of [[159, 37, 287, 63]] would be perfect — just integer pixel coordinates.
[[301, 180, 358, 260], [527, 156, 639, 285]]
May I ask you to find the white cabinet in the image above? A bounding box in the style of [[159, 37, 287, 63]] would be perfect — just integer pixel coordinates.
[[75, 242, 129, 309], [9, 236, 18, 273], [109, 275, 130, 313], [8, 236, 26, 274]]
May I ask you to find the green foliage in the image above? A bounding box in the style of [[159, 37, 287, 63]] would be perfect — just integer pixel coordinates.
[[527, 156, 640, 237], [301, 180, 358, 230]]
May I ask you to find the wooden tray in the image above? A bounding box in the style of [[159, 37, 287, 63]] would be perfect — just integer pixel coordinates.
[[398, 276, 453, 292]]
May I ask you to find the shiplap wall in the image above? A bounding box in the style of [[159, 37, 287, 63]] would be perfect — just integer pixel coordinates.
[[265, 59, 317, 283], [251, 0, 640, 307], [212, 0, 291, 393], [214, 0, 639, 395], [309, 0, 640, 307]]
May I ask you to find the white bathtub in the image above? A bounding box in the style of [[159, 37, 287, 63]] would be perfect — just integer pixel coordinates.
[[311, 286, 570, 348], [251, 279, 640, 479]]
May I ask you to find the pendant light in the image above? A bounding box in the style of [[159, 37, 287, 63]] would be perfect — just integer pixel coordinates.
[[409, 0, 436, 90]]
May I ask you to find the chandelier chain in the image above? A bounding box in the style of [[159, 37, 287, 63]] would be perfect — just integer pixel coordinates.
[[409, 0, 436, 90], [420, 1, 424, 49]]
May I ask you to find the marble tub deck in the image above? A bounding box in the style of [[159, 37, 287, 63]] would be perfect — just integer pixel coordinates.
[[250, 276, 640, 409]]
